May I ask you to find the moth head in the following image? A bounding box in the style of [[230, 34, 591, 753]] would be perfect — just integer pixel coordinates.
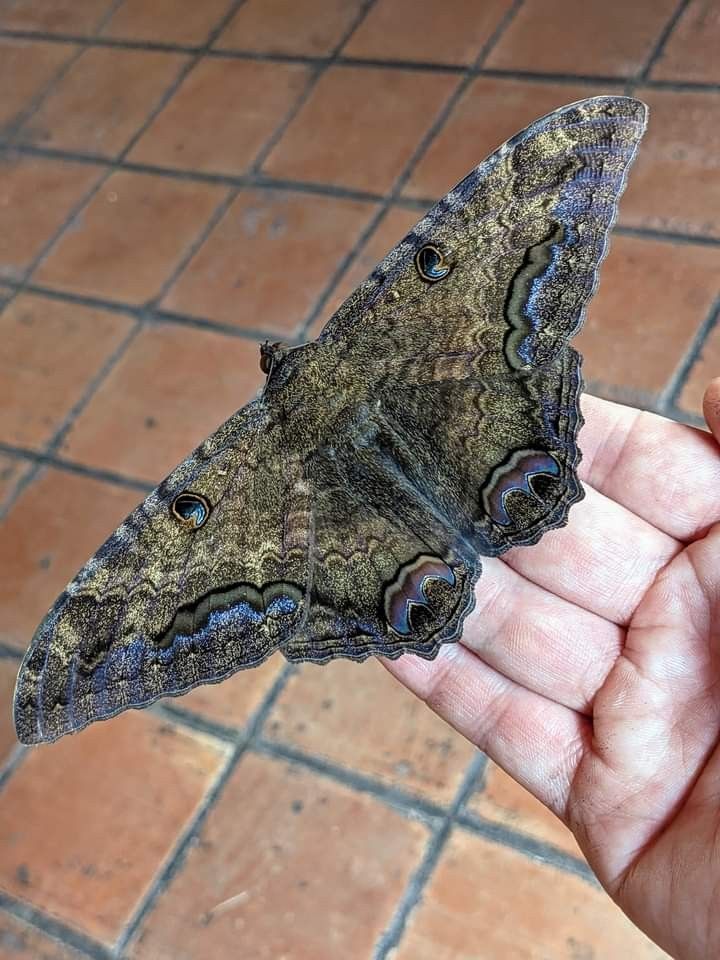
[[171, 491, 211, 529], [260, 340, 292, 377], [415, 244, 452, 283]]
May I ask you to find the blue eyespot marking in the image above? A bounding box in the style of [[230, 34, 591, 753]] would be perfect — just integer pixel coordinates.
[[385, 555, 456, 636], [415, 244, 451, 283], [171, 492, 210, 529], [483, 450, 561, 526]]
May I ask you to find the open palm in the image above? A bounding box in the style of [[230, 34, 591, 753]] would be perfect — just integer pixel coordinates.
[[384, 385, 720, 960]]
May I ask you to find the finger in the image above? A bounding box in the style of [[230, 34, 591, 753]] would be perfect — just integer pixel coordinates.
[[382, 643, 589, 820], [703, 377, 720, 446], [579, 394, 720, 540], [504, 483, 680, 624], [462, 556, 622, 713]]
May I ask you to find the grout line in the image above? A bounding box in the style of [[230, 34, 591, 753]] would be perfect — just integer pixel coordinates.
[[148, 307, 284, 343], [0, 317, 142, 524], [614, 224, 720, 247], [153, 701, 242, 744], [641, 77, 720, 93], [8, 29, 720, 90], [469, 65, 627, 86], [0, 442, 153, 495], [0, 140, 389, 200], [6, 137, 720, 247], [215, 50, 467, 72], [2, 275, 294, 342], [1, 41, 87, 138], [254, 738, 448, 824], [636, 0, 693, 82], [0, 461, 29, 516], [661, 292, 720, 415], [670, 407, 705, 428], [0, 278, 147, 318], [0, 894, 114, 960], [0, 743, 27, 795], [95, 0, 130, 33], [296, 0, 529, 339], [0, 26, 197, 50], [113, 660, 295, 956], [148, 186, 241, 309], [373, 753, 486, 959], [456, 810, 597, 883]]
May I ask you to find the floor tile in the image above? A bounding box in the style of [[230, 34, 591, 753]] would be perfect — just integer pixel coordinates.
[[128, 751, 428, 960], [0, 454, 28, 510], [0, 0, 115, 34], [576, 235, 720, 401], [404, 76, 611, 201], [0, 911, 89, 960], [162, 188, 377, 333], [0, 711, 228, 945], [215, 0, 366, 56], [0, 38, 77, 131], [343, 0, 514, 65], [0, 153, 104, 282], [175, 655, 285, 730], [18, 47, 187, 157], [0, 293, 132, 450], [0, 469, 141, 652], [650, 0, 720, 83], [263, 65, 460, 193], [678, 319, 720, 417], [59, 323, 264, 481], [128, 59, 310, 176], [34, 171, 226, 302], [0, 658, 21, 768], [264, 659, 476, 804], [485, 0, 678, 77], [621, 87, 720, 239], [101, 0, 230, 46], [394, 830, 669, 959], [464, 761, 582, 859], [309, 204, 421, 337]]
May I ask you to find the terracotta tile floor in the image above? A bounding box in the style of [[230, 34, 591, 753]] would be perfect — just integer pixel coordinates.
[[0, 0, 714, 956]]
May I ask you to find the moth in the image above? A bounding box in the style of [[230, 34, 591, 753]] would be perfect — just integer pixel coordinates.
[[14, 96, 647, 744]]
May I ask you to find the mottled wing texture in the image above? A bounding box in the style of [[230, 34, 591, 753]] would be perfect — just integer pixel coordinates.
[[14, 96, 646, 744], [315, 95, 646, 552], [14, 403, 312, 743], [294, 96, 646, 662]]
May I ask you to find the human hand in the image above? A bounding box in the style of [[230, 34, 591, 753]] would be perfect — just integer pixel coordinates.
[[383, 383, 720, 960]]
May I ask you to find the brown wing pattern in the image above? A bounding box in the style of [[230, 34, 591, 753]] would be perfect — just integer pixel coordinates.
[[14, 97, 646, 743]]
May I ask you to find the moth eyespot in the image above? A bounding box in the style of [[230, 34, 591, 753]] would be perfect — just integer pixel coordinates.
[[171, 492, 211, 529], [415, 244, 451, 283]]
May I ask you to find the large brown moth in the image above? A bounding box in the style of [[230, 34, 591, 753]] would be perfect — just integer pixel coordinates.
[[14, 96, 647, 744]]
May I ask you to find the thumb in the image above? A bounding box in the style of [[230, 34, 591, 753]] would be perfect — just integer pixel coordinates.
[[703, 378, 720, 444]]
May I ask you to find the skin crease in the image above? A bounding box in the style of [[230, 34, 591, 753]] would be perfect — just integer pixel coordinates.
[[383, 380, 720, 960]]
